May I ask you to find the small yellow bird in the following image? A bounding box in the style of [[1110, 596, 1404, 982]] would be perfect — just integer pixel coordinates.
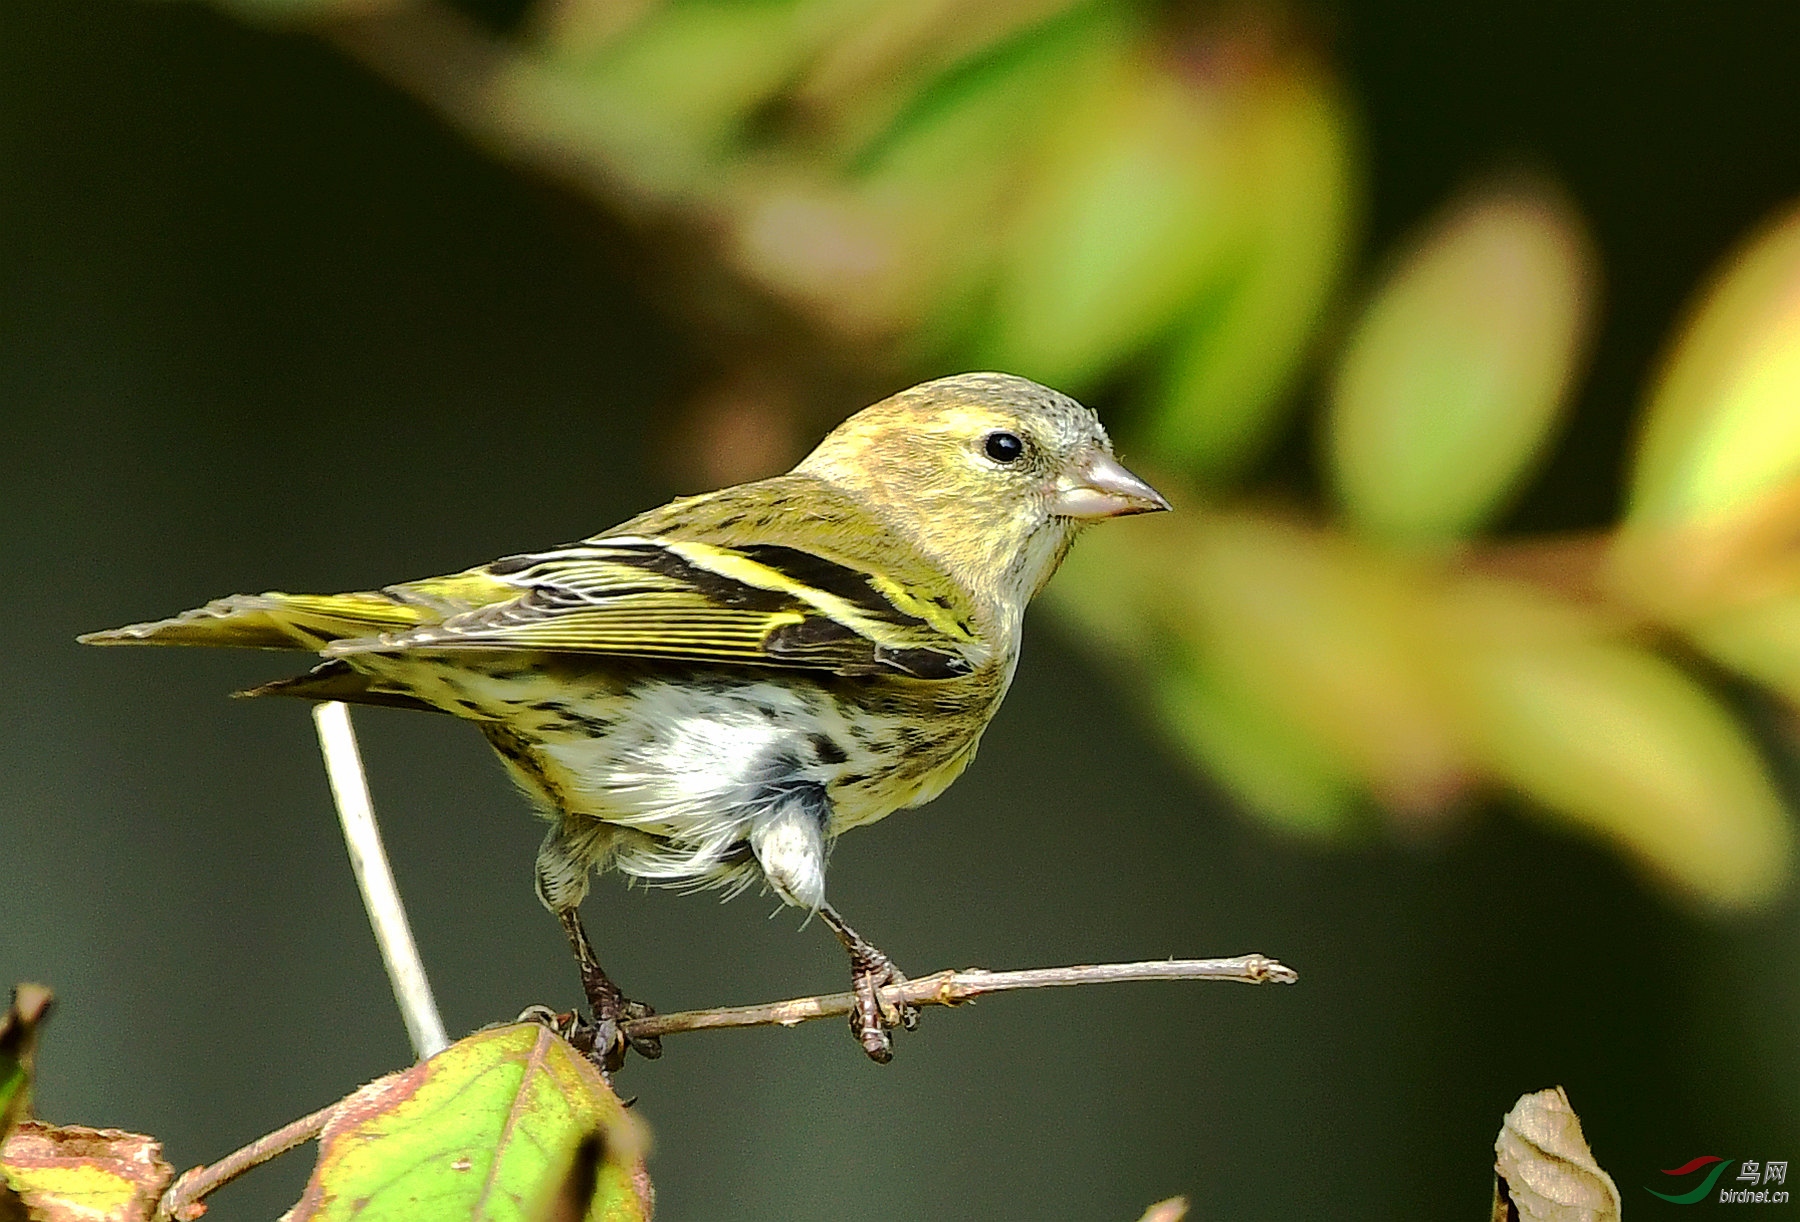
[[83, 372, 1167, 1065]]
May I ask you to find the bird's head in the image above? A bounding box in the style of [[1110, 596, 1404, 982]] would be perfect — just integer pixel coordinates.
[[794, 372, 1169, 617]]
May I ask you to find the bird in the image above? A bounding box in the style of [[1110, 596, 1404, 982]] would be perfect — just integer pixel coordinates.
[[82, 371, 1169, 1067]]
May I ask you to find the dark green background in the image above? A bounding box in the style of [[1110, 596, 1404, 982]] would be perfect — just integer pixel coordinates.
[[3, 3, 1796, 1218]]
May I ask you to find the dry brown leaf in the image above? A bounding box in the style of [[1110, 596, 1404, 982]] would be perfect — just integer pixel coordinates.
[[0, 1122, 173, 1222], [1492, 1087, 1620, 1222]]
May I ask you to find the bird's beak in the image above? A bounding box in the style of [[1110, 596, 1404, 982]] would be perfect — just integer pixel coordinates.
[[1050, 450, 1172, 519]]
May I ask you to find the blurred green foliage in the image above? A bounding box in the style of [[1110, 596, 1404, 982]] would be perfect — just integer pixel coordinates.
[[1327, 181, 1593, 543], [191, 0, 1800, 908]]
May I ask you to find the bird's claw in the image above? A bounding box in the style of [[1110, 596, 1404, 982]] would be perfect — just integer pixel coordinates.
[[584, 985, 662, 1075], [521, 992, 660, 1077], [848, 949, 918, 1063], [617, 996, 663, 1062]]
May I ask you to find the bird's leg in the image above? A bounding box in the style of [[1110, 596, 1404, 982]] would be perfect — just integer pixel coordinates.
[[745, 788, 912, 1060], [817, 902, 918, 1063], [556, 906, 662, 1074], [534, 819, 659, 1073]]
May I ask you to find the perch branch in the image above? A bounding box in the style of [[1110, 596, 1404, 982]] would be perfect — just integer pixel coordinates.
[[154, 1102, 336, 1222], [621, 955, 1298, 1040], [313, 701, 449, 1060]]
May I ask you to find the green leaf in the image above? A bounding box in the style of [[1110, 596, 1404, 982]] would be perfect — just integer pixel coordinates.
[[1327, 180, 1595, 543], [1145, 57, 1358, 481], [288, 1024, 650, 1222], [1446, 581, 1793, 908], [1630, 199, 1800, 530]]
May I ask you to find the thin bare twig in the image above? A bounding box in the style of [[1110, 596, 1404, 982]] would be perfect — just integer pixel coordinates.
[[313, 701, 449, 1060], [621, 955, 1298, 1040], [154, 1102, 336, 1222]]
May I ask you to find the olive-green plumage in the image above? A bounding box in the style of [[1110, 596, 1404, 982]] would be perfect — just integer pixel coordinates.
[[83, 371, 1167, 1061]]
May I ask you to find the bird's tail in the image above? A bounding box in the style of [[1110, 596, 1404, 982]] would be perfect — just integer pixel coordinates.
[[81, 590, 448, 711], [79, 590, 428, 652]]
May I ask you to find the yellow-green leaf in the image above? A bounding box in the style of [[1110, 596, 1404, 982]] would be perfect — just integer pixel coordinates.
[[1052, 509, 1465, 822], [1447, 581, 1793, 907], [1146, 56, 1358, 480], [1328, 180, 1595, 542], [1686, 593, 1800, 705], [1631, 198, 1800, 529], [1050, 512, 1360, 833], [1152, 652, 1361, 836], [981, 39, 1240, 388], [1174, 514, 1468, 814], [725, 6, 1120, 348], [509, 0, 860, 199], [288, 1024, 649, 1222]]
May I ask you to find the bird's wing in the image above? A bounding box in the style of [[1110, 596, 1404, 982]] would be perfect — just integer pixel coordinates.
[[329, 478, 989, 681]]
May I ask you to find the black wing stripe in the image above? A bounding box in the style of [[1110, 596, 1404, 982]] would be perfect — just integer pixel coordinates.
[[596, 544, 797, 611], [732, 543, 927, 626], [873, 645, 974, 679], [765, 617, 970, 679]]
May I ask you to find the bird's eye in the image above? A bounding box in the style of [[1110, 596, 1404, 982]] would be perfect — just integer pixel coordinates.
[[983, 431, 1025, 464]]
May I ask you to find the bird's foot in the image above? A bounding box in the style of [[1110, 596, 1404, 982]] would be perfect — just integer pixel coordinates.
[[817, 902, 918, 1063], [579, 978, 663, 1076], [516, 1003, 590, 1048], [518, 995, 660, 1078], [847, 945, 919, 1064]]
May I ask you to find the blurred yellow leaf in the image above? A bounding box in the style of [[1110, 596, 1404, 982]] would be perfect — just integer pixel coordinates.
[[1445, 578, 1793, 907], [1054, 510, 1467, 820], [1177, 514, 1468, 815], [1152, 652, 1361, 835], [1050, 511, 1361, 833], [1686, 592, 1800, 705], [726, 6, 1120, 349], [1134, 1198, 1189, 1222], [510, 0, 865, 200], [982, 38, 1242, 387], [1328, 180, 1595, 543], [1631, 198, 1800, 530], [1147, 54, 1358, 479]]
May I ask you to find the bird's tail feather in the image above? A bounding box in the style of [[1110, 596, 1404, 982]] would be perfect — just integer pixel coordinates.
[[236, 660, 442, 712], [79, 591, 426, 651]]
